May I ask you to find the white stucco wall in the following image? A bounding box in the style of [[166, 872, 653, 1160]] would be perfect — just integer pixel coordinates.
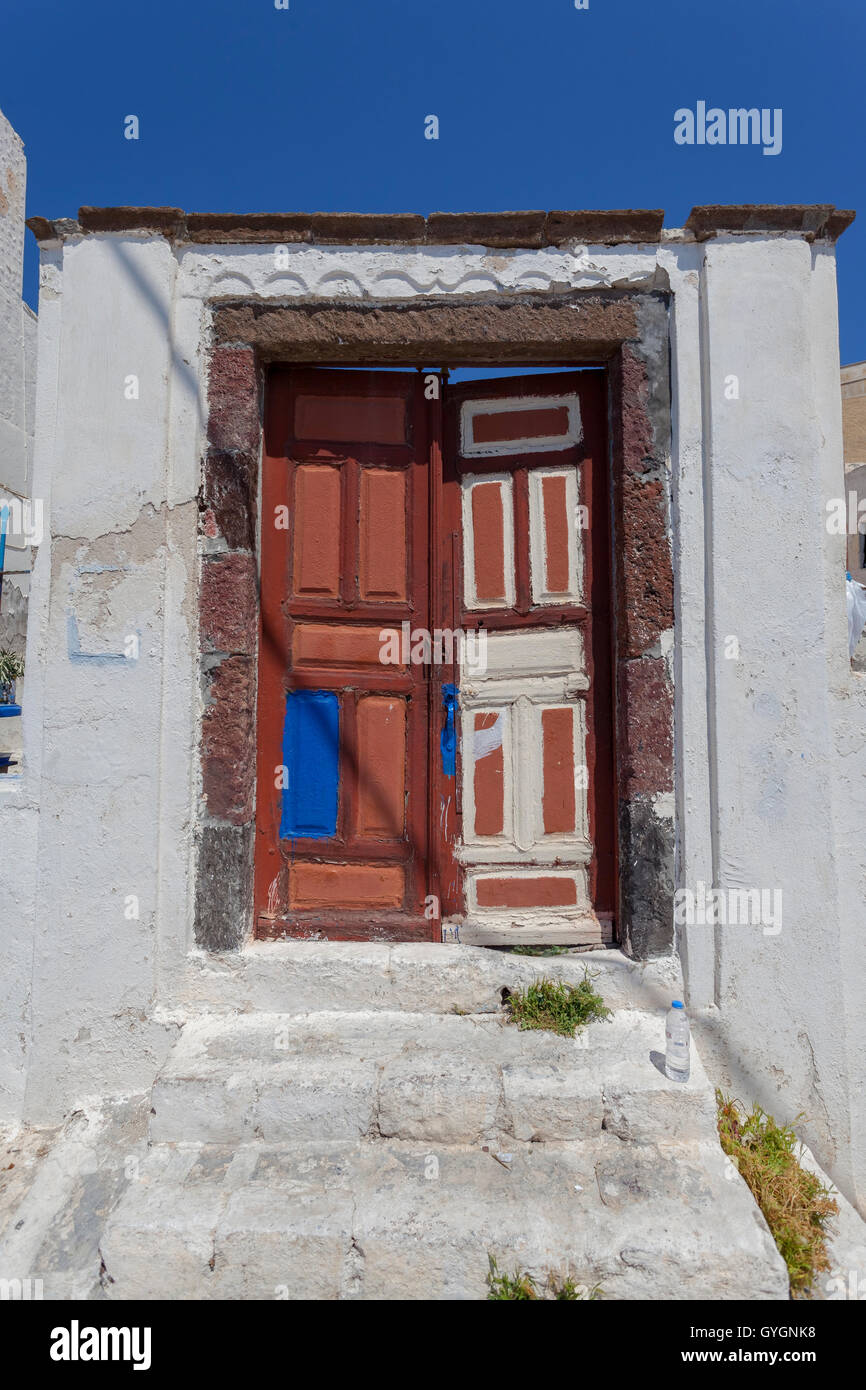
[[678, 237, 863, 1205], [4, 217, 865, 1215], [0, 108, 36, 1119]]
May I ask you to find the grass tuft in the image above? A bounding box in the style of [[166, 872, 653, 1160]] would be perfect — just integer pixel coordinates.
[[505, 970, 610, 1037], [554, 1276, 602, 1301], [716, 1091, 838, 1298], [486, 1257, 539, 1300], [486, 1257, 601, 1300]]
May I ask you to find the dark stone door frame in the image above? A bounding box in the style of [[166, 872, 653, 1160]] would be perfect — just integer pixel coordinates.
[[194, 289, 675, 959]]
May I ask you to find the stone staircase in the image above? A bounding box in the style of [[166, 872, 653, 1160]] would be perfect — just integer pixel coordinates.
[[94, 947, 788, 1300]]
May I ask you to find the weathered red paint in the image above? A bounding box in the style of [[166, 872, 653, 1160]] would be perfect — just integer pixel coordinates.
[[477, 877, 578, 909], [292, 465, 342, 598], [471, 404, 569, 445], [470, 482, 507, 603], [541, 474, 570, 594], [359, 469, 407, 601], [473, 712, 504, 836], [356, 695, 407, 837], [541, 706, 576, 835], [291, 624, 397, 670], [294, 392, 408, 445], [254, 368, 432, 941], [290, 862, 405, 910]]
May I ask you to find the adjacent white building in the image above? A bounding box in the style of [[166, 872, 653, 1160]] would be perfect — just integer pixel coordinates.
[[0, 107, 36, 731]]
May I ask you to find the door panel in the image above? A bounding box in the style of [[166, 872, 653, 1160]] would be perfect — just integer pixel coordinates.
[[359, 470, 408, 601], [280, 690, 339, 840], [255, 368, 432, 941], [292, 465, 342, 598], [463, 475, 515, 608], [441, 371, 615, 945]]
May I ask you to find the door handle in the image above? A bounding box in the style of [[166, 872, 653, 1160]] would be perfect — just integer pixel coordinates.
[[440, 682, 459, 777]]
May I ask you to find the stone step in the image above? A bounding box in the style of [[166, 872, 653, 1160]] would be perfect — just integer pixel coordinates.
[[150, 1009, 717, 1148], [99, 1135, 788, 1301], [172, 942, 682, 1020]]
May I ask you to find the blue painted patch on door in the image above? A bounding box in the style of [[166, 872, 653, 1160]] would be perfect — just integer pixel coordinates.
[[280, 690, 339, 840]]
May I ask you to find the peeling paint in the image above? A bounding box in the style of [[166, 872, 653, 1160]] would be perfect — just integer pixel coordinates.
[[472, 712, 503, 760]]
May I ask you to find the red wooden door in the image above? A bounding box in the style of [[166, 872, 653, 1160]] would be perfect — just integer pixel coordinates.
[[438, 371, 615, 944], [255, 368, 433, 940]]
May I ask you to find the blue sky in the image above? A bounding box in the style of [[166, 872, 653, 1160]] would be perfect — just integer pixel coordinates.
[[4, 0, 864, 361]]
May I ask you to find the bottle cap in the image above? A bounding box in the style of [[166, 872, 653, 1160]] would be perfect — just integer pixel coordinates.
[[672, 1000, 684, 1009]]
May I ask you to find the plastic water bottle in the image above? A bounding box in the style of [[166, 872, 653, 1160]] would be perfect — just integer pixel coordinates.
[[665, 1000, 690, 1082]]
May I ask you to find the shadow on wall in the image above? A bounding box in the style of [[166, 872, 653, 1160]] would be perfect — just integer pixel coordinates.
[[105, 239, 206, 434]]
